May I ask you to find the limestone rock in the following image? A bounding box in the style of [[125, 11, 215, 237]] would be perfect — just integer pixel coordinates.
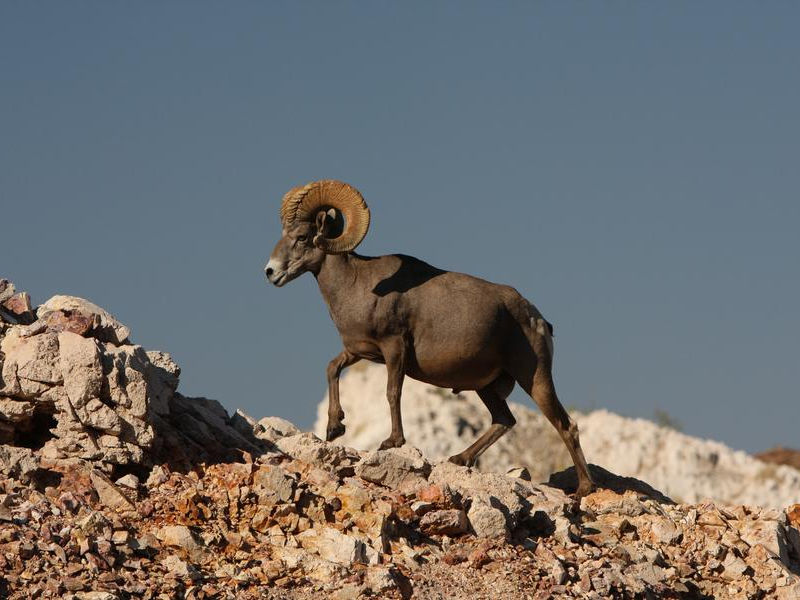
[[317, 363, 800, 509], [37, 295, 131, 345], [156, 524, 205, 560], [420, 509, 469, 536], [355, 446, 430, 492], [296, 527, 367, 565], [467, 496, 509, 538]]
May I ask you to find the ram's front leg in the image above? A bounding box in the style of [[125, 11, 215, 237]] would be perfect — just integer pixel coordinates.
[[378, 337, 407, 450], [325, 350, 359, 442]]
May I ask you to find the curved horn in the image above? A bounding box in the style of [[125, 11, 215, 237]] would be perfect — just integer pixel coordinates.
[[280, 180, 370, 254]]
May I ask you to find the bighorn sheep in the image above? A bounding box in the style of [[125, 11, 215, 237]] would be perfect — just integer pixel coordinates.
[[265, 180, 595, 496]]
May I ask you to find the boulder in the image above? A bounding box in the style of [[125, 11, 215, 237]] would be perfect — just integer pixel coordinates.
[[37, 295, 131, 345]]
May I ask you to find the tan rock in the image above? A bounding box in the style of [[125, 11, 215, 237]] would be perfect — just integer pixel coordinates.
[[467, 496, 508, 538], [252, 465, 296, 504], [355, 446, 430, 492], [38, 295, 130, 345], [296, 527, 367, 565], [89, 470, 136, 514], [420, 509, 469, 536], [156, 524, 205, 560]]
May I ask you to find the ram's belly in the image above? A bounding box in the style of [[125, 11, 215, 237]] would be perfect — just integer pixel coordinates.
[[407, 328, 507, 391]]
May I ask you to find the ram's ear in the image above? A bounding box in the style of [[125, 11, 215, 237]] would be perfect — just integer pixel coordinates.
[[313, 208, 337, 248]]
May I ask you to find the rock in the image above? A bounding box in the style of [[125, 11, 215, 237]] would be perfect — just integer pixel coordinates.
[[156, 525, 204, 560], [162, 554, 192, 578], [76, 592, 120, 600], [276, 432, 357, 472], [365, 566, 397, 593], [319, 364, 800, 509], [2, 292, 35, 324], [738, 517, 791, 564], [429, 461, 529, 530], [145, 465, 169, 488], [296, 527, 367, 565], [467, 496, 508, 538], [0, 446, 39, 479], [355, 446, 430, 492], [90, 470, 136, 513], [37, 296, 131, 345], [115, 474, 139, 489], [506, 466, 531, 481], [255, 416, 300, 443], [31, 309, 95, 338], [581, 488, 649, 517], [252, 465, 296, 504], [1, 331, 61, 397], [419, 509, 469, 536]]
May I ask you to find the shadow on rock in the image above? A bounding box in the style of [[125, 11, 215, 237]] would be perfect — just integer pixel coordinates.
[[149, 394, 278, 474], [548, 464, 674, 504]]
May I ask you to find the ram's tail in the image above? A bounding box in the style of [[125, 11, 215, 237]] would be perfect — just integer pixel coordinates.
[[527, 302, 554, 358]]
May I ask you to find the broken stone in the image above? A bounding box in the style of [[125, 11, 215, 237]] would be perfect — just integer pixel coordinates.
[[355, 446, 430, 492], [252, 464, 296, 504], [90, 470, 136, 514], [37, 295, 131, 345], [156, 525, 204, 560], [467, 496, 508, 538], [296, 527, 367, 565], [420, 509, 469, 536]]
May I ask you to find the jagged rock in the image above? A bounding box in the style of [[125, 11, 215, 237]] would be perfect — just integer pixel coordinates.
[[90, 469, 136, 514], [0, 445, 39, 479], [420, 509, 469, 536], [355, 446, 430, 493], [255, 415, 300, 443], [37, 295, 131, 345], [467, 496, 508, 538], [275, 432, 358, 472], [318, 363, 800, 509], [156, 524, 204, 560], [253, 464, 296, 504], [296, 527, 367, 565]]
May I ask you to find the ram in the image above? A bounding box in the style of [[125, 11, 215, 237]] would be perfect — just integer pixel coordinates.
[[265, 180, 595, 497]]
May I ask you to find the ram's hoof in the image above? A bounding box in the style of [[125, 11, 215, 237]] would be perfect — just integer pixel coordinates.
[[447, 453, 472, 467], [378, 435, 405, 450], [575, 480, 597, 499], [326, 422, 346, 442]]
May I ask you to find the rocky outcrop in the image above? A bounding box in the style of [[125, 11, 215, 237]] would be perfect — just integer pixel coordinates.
[[314, 363, 800, 509], [0, 280, 265, 479], [1, 279, 799, 599], [1, 413, 799, 599]]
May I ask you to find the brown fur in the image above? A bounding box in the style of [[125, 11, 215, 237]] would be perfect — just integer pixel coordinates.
[[266, 217, 595, 497]]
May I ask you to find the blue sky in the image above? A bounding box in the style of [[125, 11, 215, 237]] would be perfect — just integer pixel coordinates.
[[2, 3, 798, 453]]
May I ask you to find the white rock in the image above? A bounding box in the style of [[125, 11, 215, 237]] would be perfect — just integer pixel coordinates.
[[296, 527, 367, 565], [467, 497, 508, 538], [317, 363, 800, 509], [38, 295, 131, 345]]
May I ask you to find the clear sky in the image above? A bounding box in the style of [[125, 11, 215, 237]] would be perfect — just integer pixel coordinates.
[[2, 3, 798, 454]]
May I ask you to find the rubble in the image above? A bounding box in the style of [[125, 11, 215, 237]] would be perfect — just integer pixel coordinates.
[[315, 362, 800, 509], [1, 278, 799, 599]]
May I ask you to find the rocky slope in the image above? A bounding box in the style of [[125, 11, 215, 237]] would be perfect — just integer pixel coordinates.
[[2, 279, 800, 599], [314, 364, 800, 509]]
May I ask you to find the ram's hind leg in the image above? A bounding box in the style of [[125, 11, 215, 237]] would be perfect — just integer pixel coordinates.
[[449, 373, 516, 467], [512, 321, 595, 498]]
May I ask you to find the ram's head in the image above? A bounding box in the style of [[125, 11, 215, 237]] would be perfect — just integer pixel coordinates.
[[265, 180, 370, 286]]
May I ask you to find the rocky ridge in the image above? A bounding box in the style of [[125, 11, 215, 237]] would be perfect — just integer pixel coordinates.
[[314, 364, 800, 509], [1, 279, 800, 599]]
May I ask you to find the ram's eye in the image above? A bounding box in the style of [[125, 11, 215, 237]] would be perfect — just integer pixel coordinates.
[[297, 235, 308, 242]]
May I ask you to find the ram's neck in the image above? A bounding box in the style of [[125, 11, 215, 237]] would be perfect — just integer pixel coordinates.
[[315, 253, 360, 312]]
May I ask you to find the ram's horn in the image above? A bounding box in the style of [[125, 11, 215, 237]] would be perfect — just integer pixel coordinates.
[[280, 180, 370, 254]]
